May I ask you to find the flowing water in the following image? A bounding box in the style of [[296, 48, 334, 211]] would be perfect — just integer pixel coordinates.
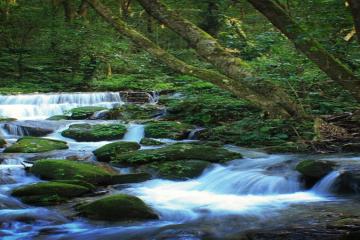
[[0, 92, 358, 239]]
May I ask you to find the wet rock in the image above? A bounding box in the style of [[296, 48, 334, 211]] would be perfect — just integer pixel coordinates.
[[47, 115, 69, 120], [110, 172, 152, 184], [4, 121, 55, 136], [0, 117, 16, 123], [11, 181, 91, 205], [4, 137, 68, 153], [338, 167, 360, 194], [111, 143, 242, 165], [68, 106, 107, 120], [108, 104, 163, 121], [342, 143, 360, 153], [140, 138, 165, 146], [119, 91, 155, 104], [93, 141, 140, 162], [296, 160, 337, 181], [61, 123, 126, 141], [141, 160, 211, 180], [144, 121, 193, 140], [30, 159, 114, 185], [0, 137, 6, 148], [77, 194, 158, 221]]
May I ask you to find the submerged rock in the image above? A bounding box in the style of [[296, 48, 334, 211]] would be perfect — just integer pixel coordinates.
[[144, 121, 193, 140], [140, 138, 165, 146], [68, 106, 108, 120], [61, 123, 126, 141], [111, 143, 242, 165], [11, 181, 91, 205], [141, 160, 211, 180], [77, 194, 158, 221], [93, 141, 140, 162], [4, 137, 68, 153]]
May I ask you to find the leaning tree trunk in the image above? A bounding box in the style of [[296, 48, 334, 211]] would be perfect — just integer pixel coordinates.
[[347, 0, 360, 43], [85, 0, 301, 118], [248, 0, 360, 101], [136, 0, 307, 119]]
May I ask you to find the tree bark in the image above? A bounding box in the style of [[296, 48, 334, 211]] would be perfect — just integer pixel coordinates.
[[248, 0, 360, 101], [136, 0, 307, 118], [63, 0, 77, 22], [347, 0, 360, 43], [85, 0, 305, 118]]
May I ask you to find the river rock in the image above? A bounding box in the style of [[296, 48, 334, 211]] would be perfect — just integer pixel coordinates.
[[108, 104, 162, 121], [140, 138, 164, 146], [77, 194, 158, 221], [0, 117, 16, 122], [111, 143, 242, 165], [47, 115, 69, 120], [119, 91, 155, 104], [144, 121, 193, 140], [11, 181, 91, 205], [0, 138, 6, 148], [110, 172, 152, 184], [68, 106, 108, 120], [4, 120, 57, 136], [4, 137, 68, 153], [141, 160, 211, 180], [61, 123, 126, 141], [296, 160, 337, 181], [338, 165, 360, 194], [93, 141, 141, 162]]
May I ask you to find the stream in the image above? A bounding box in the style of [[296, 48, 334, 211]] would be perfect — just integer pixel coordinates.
[[0, 92, 359, 240]]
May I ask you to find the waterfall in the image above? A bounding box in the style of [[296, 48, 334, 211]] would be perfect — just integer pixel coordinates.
[[123, 124, 145, 143], [0, 92, 123, 120], [311, 171, 340, 195]]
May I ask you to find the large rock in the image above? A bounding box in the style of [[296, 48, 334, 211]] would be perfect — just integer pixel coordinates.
[[110, 172, 152, 184], [119, 91, 156, 104], [61, 123, 126, 141], [93, 141, 140, 162], [11, 181, 91, 205], [68, 106, 108, 120], [0, 117, 16, 123], [30, 159, 114, 185], [296, 160, 337, 180], [111, 143, 242, 165], [77, 194, 158, 221], [4, 121, 57, 137], [144, 121, 193, 140], [108, 104, 162, 121], [47, 115, 69, 121], [4, 137, 68, 153], [140, 138, 165, 146], [141, 160, 211, 180], [0, 138, 6, 148], [338, 165, 360, 194]]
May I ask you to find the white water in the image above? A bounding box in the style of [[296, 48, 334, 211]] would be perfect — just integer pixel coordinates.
[[122, 124, 145, 143], [311, 171, 340, 195], [0, 92, 123, 120]]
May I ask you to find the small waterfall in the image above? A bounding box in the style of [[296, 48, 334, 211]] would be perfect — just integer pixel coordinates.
[[0, 92, 123, 120], [122, 124, 145, 143], [3, 123, 29, 136], [311, 171, 340, 195], [188, 127, 205, 140]]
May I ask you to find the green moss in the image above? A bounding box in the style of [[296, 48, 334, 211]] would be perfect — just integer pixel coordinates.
[[296, 160, 336, 179], [68, 106, 108, 120], [93, 141, 141, 162], [62, 123, 127, 141], [77, 194, 158, 221], [142, 160, 211, 180], [0, 138, 6, 148], [144, 121, 192, 140], [111, 143, 242, 165], [110, 173, 152, 184], [0, 117, 17, 123], [47, 115, 69, 120], [30, 159, 114, 185], [108, 104, 161, 121], [11, 181, 90, 205], [140, 138, 164, 146], [4, 137, 68, 153]]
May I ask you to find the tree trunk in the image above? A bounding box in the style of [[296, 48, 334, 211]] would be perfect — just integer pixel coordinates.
[[248, 0, 360, 101], [347, 0, 360, 43], [136, 0, 307, 118], [78, 0, 89, 18], [85, 0, 305, 118], [63, 0, 77, 22]]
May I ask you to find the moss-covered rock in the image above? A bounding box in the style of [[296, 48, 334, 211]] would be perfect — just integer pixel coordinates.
[[47, 115, 69, 120], [11, 181, 90, 205], [0, 117, 16, 123], [140, 138, 165, 146], [4, 137, 68, 153], [61, 123, 126, 141], [68, 106, 107, 120], [77, 194, 158, 221], [108, 104, 162, 121], [0, 137, 6, 148], [30, 159, 114, 185], [111, 143, 242, 165], [296, 160, 337, 181], [144, 121, 192, 140], [142, 160, 211, 180], [93, 141, 140, 162], [110, 172, 152, 184]]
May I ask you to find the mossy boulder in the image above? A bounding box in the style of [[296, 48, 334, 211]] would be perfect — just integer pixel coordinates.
[[30, 159, 114, 185], [4, 137, 68, 153], [47, 115, 69, 120], [111, 143, 242, 165], [68, 106, 107, 120], [110, 172, 152, 184], [140, 138, 164, 146], [142, 160, 211, 180], [0, 117, 16, 123], [144, 121, 193, 140], [93, 141, 140, 162], [0, 138, 6, 148], [61, 123, 126, 141], [108, 104, 162, 121], [77, 194, 158, 221], [296, 160, 337, 182], [11, 181, 91, 205]]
